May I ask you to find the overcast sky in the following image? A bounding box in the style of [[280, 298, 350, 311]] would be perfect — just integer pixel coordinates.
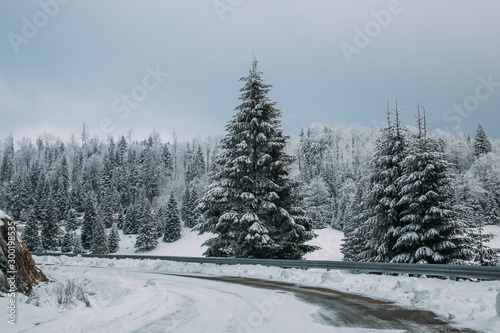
[[1, 0, 499, 143]]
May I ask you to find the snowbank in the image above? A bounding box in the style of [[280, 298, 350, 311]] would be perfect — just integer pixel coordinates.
[[32, 255, 500, 332], [0, 264, 183, 333]]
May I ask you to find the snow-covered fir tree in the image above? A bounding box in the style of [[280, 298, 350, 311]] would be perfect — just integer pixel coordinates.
[[61, 231, 73, 253], [65, 208, 79, 232], [81, 192, 98, 250], [355, 106, 408, 262], [155, 204, 167, 238], [163, 191, 182, 243], [91, 208, 109, 254], [107, 223, 120, 253], [473, 123, 493, 158], [0, 134, 14, 184], [391, 110, 471, 264], [22, 209, 43, 252], [73, 236, 84, 254], [161, 143, 174, 180], [196, 60, 317, 259], [41, 195, 59, 251], [301, 176, 330, 229], [135, 200, 159, 251], [465, 214, 499, 266], [181, 184, 199, 228], [123, 202, 141, 234], [340, 185, 366, 261]]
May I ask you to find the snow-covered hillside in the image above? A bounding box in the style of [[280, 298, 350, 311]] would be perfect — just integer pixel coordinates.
[[112, 225, 499, 262], [112, 225, 345, 260]]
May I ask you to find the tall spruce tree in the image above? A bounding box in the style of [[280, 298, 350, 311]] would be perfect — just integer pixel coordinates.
[[41, 195, 59, 251], [107, 223, 121, 253], [22, 209, 43, 252], [163, 192, 182, 243], [135, 201, 158, 252], [356, 105, 407, 262], [473, 123, 492, 158], [181, 184, 199, 228], [61, 231, 74, 253], [123, 202, 141, 234], [341, 185, 366, 261], [195, 60, 316, 259], [301, 176, 330, 229], [91, 210, 109, 254], [392, 108, 471, 264], [65, 208, 79, 232], [81, 192, 98, 249]]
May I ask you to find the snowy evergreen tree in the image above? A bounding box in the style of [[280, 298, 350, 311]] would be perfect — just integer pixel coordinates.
[[54, 154, 70, 220], [61, 231, 74, 253], [389, 108, 472, 264], [107, 223, 120, 253], [155, 204, 167, 237], [123, 202, 141, 234], [22, 209, 43, 252], [301, 176, 330, 229], [0, 134, 14, 183], [473, 123, 492, 158], [161, 143, 174, 180], [41, 194, 59, 251], [135, 201, 158, 251], [465, 218, 499, 266], [186, 146, 206, 183], [65, 208, 79, 232], [356, 106, 408, 262], [91, 210, 109, 254], [141, 147, 160, 202], [81, 192, 99, 249], [100, 188, 114, 228], [73, 236, 84, 254], [163, 192, 182, 243], [181, 184, 199, 228], [195, 60, 316, 259], [393, 137, 470, 263], [117, 211, 125, 230], [341, 185, 366, 261]]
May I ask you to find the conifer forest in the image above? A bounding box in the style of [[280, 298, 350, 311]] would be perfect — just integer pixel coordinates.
[[1, 61, 498, 265]]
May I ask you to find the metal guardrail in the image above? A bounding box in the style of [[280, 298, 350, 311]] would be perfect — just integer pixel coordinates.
[[32, 253, 500, 281]]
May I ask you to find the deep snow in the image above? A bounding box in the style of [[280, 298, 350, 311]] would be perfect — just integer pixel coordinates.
[[1, 225, 499, 332], [21, 255, 500, 333]]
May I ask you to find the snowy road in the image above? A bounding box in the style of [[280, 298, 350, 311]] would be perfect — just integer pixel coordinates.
[[9, 264, 477, 333]]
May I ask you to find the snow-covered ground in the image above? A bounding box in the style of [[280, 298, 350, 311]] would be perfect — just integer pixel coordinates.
[[484, 225, 500, 249], [1, 225, 499, 332], [113, 225, 345, 260], [116, 227, 214, 257], [8, 255, 498, 332]]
